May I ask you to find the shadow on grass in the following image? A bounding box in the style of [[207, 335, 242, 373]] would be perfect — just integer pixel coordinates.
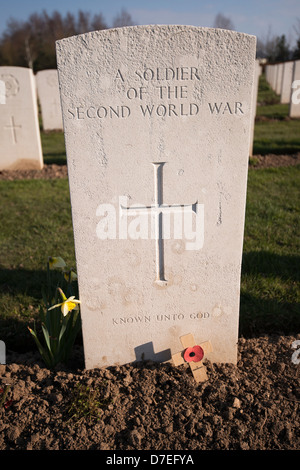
[[0, 267, 81, 352], [0, 268, 46, 299], [240, 251, 300, 337], [43, 153, 67, 166], [239, 295, 299, 338], [0, 268, 45, 352], [253, 145, 300, 155], [241, 251, 300, 280]]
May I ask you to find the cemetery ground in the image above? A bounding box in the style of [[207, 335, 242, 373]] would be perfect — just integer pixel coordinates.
[[0, 76, 299, 451]]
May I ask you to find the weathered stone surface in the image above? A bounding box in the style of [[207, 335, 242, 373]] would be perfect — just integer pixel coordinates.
[[56, 25, 256, 369]]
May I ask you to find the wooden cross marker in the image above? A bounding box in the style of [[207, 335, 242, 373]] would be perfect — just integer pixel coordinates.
[[172, 333, 213, 382]]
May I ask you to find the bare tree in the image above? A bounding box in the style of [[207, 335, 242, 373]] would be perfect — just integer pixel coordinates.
[[91, 13, 107, 31], [0, 10, 108, 70], [256, 26, 277, 60], [112, 8, 136, 28], [293, 18, 300, 37], [213, 13, 235, 31]]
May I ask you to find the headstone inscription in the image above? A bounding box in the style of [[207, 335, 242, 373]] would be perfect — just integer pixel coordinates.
[[0, 66, 43, 170], [36, 69, 63, 131], [56, 25, 256, 369]]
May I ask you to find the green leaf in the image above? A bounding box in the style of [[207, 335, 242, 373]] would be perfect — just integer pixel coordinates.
[[28, 326, 53, 368]]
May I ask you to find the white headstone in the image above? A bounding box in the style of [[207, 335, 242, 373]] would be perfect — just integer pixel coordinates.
[[249, 60, 261, 156], [290, 60, 300, 118], [56, 25, 257, 369], [280, 61, 294, 104], [0, 66, 43, 170], [0, 80, 5, 104], [275, 63, 284, 95], [36, 69, 63, 131], [0, 340, 5, 364], [271, 64, 277, 90]]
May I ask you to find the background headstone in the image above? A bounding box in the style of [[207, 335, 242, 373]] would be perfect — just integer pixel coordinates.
[[36, 69, 63, 131], [290, 60, 300, 118], [275, 63, 284, 95], [269, 65, 276, 90], [0, 340, 5, 364], [56, 25, 256, 369], [249, 60, 261, 156], [280, 61, 294, 104], [0, 66, 43, 170], [270, 64, 277, 91], [0, 80, 5, 104]]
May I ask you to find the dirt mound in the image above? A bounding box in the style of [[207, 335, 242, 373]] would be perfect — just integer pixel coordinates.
[[0, 334, 299, 451], [250, 153, 300, 169], [0, 164, 68, 181]]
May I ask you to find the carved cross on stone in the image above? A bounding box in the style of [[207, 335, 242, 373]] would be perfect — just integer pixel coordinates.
[[4, 116, 22, 144], [120, 162, 197, 286], [172, 333, 213, 382]]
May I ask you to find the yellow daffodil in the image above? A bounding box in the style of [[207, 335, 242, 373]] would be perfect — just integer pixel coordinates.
[[63, 268, 78, 282], [48, 257, 67, 269], [48, 288, 80, 317]]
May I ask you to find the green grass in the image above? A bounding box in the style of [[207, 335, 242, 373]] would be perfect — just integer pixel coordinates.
[[241, 166, 300, 335], [256, 103, 290, 120], [0, 178, 75, 350], [41, 131, 66, 165], [257, 74, 280, 106], [253, 74, 300, 154], [253, 120, 300, 155]]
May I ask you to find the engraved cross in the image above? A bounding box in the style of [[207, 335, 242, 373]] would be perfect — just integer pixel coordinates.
[[120, 162, 197, 286], [4, 116, 22, 144]]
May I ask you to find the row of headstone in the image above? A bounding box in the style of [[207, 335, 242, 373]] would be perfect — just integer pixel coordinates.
[[265, 60, 300, 117], [36, 69, 63, 131], [249, 60, 263, 156], [56, 25, 257, 369], [0, 66, 63, 171]]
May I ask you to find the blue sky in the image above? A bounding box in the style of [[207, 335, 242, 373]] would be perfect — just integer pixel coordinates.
[[0, 0, 300, 45]]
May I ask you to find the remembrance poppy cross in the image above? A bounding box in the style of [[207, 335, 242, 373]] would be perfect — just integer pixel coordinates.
[[172, 333, 213, 382]]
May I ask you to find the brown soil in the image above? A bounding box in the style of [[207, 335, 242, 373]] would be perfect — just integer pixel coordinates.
[[0, 334, 299, 451], [0, 153, 299, 181], [0, 164, 68, 181], [250, 153, 300, 169]]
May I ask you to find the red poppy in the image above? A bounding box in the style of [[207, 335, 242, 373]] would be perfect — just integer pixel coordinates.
[[184, 345, 204, 363], [4, 400, 13, 409]]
